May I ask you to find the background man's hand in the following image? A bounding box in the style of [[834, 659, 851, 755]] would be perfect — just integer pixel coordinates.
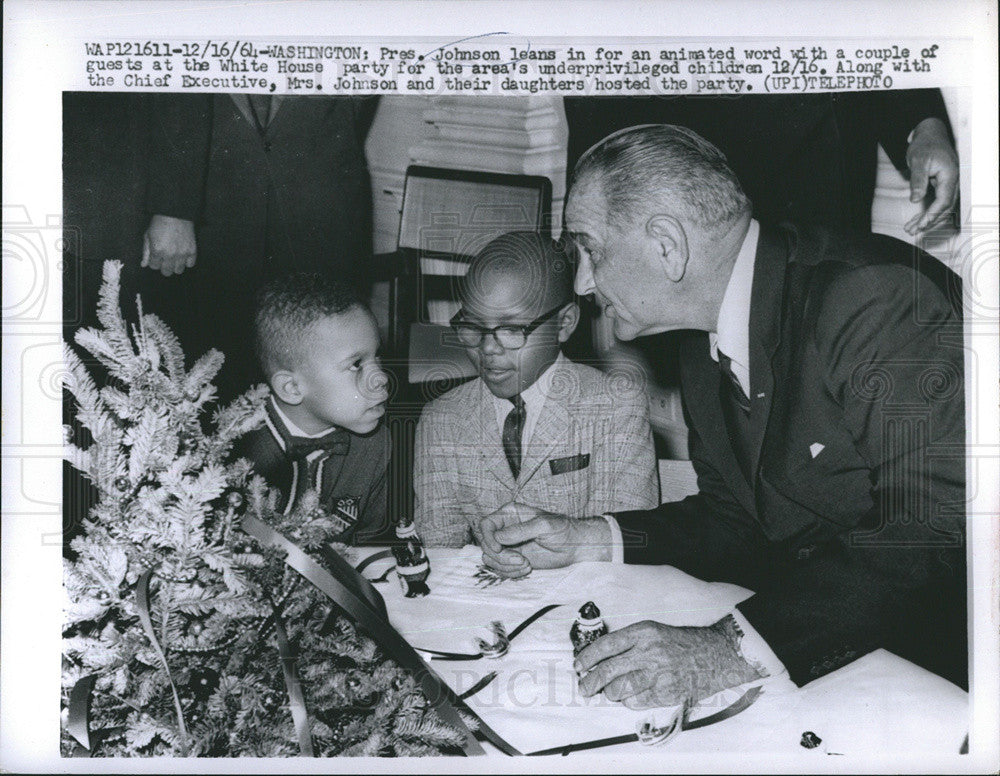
[[142, 214, 197, 276], [904, 117, 959, 235], [488, 507, 611, 572], [575, 616, 763, 709]]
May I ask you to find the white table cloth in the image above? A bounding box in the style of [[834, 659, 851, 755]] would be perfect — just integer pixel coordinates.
[[361, 547, 968, 758]]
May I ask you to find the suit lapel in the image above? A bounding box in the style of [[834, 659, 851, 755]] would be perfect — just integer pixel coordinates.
[[518, 396, 572, 485], [263, 96, 286, 139], [470, 381, 515, 489], [747, 223, 791, 484], [681, 334, 756, 515], [228, 94, 285, 140], [229, 94, 256, 129]]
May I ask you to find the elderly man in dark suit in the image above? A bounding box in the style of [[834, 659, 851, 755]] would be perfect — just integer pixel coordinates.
[[481, 124, 966, 705]]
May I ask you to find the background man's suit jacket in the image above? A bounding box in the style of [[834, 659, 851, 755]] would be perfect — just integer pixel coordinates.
[[615, 222, 966, 688], [145, 94, 378, 398], [414, 359, 659, 547]]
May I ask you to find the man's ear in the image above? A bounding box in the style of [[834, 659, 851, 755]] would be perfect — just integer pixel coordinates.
[[270, 370, 304, 405], [646, 214, 689, 283], [556, 300, 580, 343]]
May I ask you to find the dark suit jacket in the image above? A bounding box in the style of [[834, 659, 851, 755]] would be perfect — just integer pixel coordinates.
[[565, 90, 953, 230], [147, 94, 377, 286], [615, 222, 966, 687], [145, 94, 378, 398]]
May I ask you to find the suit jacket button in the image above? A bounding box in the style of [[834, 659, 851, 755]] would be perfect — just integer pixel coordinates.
[[264, 141, 273, 153]]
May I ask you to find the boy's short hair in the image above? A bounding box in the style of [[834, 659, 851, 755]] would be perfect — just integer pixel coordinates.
[[461, 231, 574, 310], [254, 273, 368, 377]]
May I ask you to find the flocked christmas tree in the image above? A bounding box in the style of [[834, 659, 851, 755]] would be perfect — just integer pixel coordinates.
[[61, 261, 470, 757]]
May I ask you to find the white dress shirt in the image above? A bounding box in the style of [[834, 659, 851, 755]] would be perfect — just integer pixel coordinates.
[[709, 218, 759, 396], [270, 395, 337, 440], [490, 351, 569, 446]]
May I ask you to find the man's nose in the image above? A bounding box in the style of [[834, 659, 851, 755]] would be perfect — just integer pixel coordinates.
[[574, 254, 596, 297]]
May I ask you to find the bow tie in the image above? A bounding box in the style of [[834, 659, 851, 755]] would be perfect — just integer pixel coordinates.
[[285, 428, 350, 459], [266, 399, 351, 458]]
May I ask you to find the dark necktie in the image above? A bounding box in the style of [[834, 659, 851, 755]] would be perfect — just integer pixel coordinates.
[[718, 350, 751, 414], [247, 94, 272, 134], [502, 394, 527, 480]]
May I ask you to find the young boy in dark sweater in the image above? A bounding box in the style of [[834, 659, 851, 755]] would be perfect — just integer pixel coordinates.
[[235, 273, 392, 544]]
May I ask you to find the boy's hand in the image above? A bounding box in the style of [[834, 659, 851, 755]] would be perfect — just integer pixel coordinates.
[[143, 214, 197, 276]]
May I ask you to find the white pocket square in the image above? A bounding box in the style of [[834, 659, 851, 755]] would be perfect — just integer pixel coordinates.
[[809, 443, 825, 459]]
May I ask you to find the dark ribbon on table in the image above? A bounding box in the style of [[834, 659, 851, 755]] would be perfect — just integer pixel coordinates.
[[271, 603, 315, 756], [457, 671, 500, 701], [354, 548, 394, 576], [242, 514, 521, 757], [415, 603, 563, 661], [525, 684, 764, 756], [66, 673, 97, 756], [135, 568, 189, 752]]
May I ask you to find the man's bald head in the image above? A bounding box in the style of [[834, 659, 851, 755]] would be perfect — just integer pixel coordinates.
[[460, 231, 573, 319]]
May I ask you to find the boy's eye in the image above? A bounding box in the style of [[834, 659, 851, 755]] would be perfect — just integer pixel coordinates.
[[349, 359, 363, 372]]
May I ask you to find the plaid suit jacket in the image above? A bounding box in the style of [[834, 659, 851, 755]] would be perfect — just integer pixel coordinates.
[[414, 358, 658, 546]]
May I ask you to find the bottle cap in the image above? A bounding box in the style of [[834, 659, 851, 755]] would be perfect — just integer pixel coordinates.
[[578, 601, 602, 623]]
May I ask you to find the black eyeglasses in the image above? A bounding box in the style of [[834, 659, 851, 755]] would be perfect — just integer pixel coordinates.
[[450, 304, 565, 350]]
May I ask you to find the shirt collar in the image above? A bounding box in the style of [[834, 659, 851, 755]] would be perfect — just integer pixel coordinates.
[[270, 395, 339, 440], [709, 219, 759, 395], [490, 351, 567, 439]]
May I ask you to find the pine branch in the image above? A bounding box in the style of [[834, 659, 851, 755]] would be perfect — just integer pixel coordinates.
[[142, 314, 186, 382]]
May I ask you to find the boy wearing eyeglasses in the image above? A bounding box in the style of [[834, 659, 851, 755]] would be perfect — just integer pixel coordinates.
[[413, 231, 658, 547]]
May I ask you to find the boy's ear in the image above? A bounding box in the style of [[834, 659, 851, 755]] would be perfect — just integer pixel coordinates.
[[556, 300, 580, 343], [646, 214, 689, 283], [270, 370, 303, 405]]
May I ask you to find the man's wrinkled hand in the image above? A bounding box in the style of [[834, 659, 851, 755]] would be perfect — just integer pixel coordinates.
[[143, 214, 197, 276], [491, 508, 611, 571], [904, 117, 959, 235], [475, 503, 534, 579], [574, 617, 762, 709]]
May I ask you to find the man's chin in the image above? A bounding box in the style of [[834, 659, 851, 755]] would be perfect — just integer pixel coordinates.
[[612, 318, 641, 341]]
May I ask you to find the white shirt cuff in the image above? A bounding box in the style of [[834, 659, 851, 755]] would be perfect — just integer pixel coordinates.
[[601, 514, 624, 564], [730, 608, 788, 681]]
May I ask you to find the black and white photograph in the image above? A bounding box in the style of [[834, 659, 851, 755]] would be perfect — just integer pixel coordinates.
[[2, 1, 998, 771]]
